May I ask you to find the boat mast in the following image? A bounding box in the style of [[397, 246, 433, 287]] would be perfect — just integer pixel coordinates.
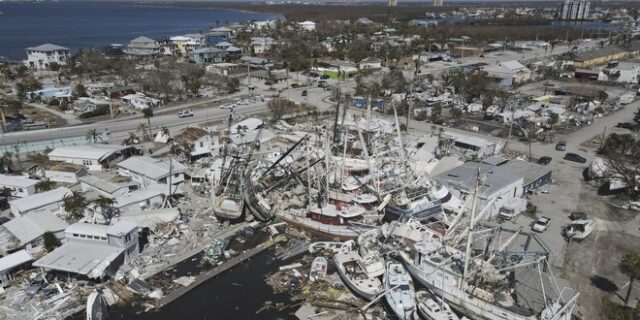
[[324, 130, 330, 206], [461, 166, 481, 289]]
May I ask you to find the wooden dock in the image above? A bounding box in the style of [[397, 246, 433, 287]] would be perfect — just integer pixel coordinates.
[[156, 235, 285, 309]]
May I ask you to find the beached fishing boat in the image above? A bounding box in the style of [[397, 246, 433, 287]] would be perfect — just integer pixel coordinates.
[[308, 241, 354, 254], [86, 292, 108, 320], [333, 250, 382, 300], [384, 261, 416, 320]]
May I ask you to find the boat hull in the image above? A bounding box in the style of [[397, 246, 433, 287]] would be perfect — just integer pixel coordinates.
[[399, 252, 562, 320], [277, 211, 372, 240]]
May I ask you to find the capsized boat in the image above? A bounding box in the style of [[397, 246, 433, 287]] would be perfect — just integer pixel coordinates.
[[416, 290, 459, 320], [333, 250, 382, 300], [384, 260, 416, 320], [309, 256, 328, 282]]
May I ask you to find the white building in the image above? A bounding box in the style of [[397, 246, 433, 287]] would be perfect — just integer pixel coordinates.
[[79, 175, 135, 198], [174, 127, 219, 161], [298, 21, 316, 31], [116, 156, 186, 187], [0, 250, 33, 287], [0, 174, 38, 198], [44, 162, 88, 184], [33, 221, 139, 279], [8, 187, 72, 217], [169, 34, 206, 55], [48, 144, 133, 171], [560, 0, 590, 20], [1, 211, 69, 250], [250, 37, 276, 54], [598, 62, 640, 84], [24, 43, 70, 70], [483, 60, 532, 86], [121, 93, 161, 110], [125, 36, 161, 58], [359, 57, 383, 70]]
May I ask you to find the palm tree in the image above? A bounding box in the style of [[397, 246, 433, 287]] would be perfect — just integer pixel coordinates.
[[86, 128, 101, 143], [62, 191, 87, 220], [620, 252, 640, 305], [124, 131, 138, 145], [94, 196, 116, 220], [161, 126, 170, 140], [35, 179, 56, 192], [137, 123, 149, 140], [142, 107, 154, 139]]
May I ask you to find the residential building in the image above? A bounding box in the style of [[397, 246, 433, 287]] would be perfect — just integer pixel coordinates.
[[121, 93, 161, 110], [359, 57, 383, 70], [0, 212, 68, 250], [173, 127, 218, 161], [169, 34, 206, 55], [435, 161, 524, 219], [251, 20, 276, 30], [0, 174, 38, 198], [79, 175, 135, 198], [208, 26, 233, 38], [433, 0, 444, 6], [8, 187, 72, 217], [24, 43, 70, 70], [241, 56, 273, 70], [483, 60, 532, 86], [125, 36, 160, 58], [48, 144, 135, 171], [250, 37, 276, 54], [560, 0, 590, 20], [206, 63, 245, 77], [116, 156, 186, 187], [451, 46, 485, 57], [0, 250, 32, 287], [33, 221, 139, 279], [298, 21, 317, 31], [388, 0, 398, 6], [597, 62, 640, 84], [191, 47, 226, 64], [441, 131, 501, 158]]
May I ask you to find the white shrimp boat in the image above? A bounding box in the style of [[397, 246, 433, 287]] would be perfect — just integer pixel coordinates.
[[309, 256, 328, 282], [333, 250, 382, 300], [384, 261, 416, 320], [416, 290, 459, 320]]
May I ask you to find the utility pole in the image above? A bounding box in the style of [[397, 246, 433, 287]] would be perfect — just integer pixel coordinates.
[[505, 98, 517, 151], [599, 126, 607, 150]]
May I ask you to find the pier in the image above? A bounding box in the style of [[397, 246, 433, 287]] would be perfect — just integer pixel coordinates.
[[156, 235, 286, 309]]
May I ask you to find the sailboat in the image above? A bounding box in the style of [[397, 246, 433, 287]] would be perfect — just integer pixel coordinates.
[[309, 256, 328, 282]]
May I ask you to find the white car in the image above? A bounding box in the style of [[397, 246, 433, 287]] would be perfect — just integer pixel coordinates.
[[532, 216, 551, 232], [220, 103, 235, 110], [177, 109, 194, 118]]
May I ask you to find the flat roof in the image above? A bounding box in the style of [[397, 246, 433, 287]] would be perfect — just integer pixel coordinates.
[[435, 162, 523, 197], [0, 249, 32, 273], [443, 131, 497, 148], [0, 174, 38, 188], [501, 160, 552, 187], [79, 175, 132, 194], [65, 222, 109, 238], [3, 212, 69, 245], [48, 144, 128, 162], [33, 242, 123, 277], [114, 189, 164, 208], [9, 187, 72, 214], [116, 156, 186, 180], [106, 221, 137, 236]]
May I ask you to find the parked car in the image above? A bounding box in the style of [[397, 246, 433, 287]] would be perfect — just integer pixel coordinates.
[[564, 152, 587, 163], [616, 122, 634, 130], [290, 83, 300, 88], [220, 103, 235, 110], [537, 156, 552, 165], [532, 216, 551, 232], [320, 74, 330, 79], [177, 109, 194, 118], [555, 140, 567, 151], [301, 90, 308, 97], [318, 80, 327, 88]]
